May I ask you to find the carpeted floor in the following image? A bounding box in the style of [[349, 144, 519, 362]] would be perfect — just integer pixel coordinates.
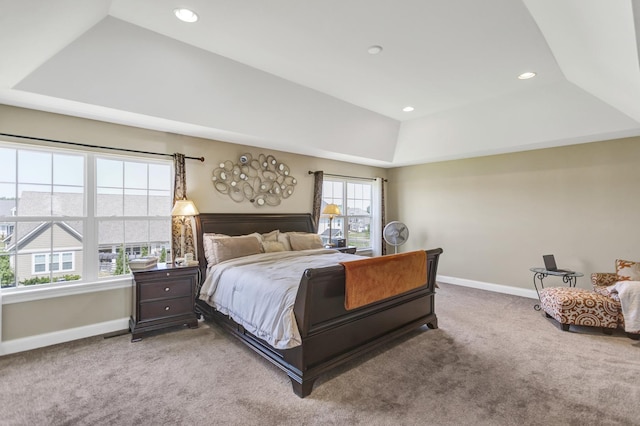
[[1, 283, 639, 425]]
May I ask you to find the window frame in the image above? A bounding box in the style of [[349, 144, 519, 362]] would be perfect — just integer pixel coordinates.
[[0, 141, 173, 293], [320, 177, 377, 253]]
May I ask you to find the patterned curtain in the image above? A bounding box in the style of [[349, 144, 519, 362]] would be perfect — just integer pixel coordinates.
[[381, 178, 387, 255], [172, 153, 195, 260], [311, 171, 324, 232]]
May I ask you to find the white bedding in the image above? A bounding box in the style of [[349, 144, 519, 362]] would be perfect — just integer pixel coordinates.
[[607, 280, 640, 333], [199, 249, 363, 349]]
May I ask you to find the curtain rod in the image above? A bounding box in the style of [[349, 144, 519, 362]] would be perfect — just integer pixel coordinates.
[[0, 132, 205, 162], [308, 171, 387, 182]]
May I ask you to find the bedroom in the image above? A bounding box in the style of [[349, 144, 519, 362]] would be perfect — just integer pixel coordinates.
[[1, 0, 640, 423]]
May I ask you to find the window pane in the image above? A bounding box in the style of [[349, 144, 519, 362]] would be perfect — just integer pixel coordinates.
[[97, 188, 123, 217], [53, 186, 84, 216], [149, 164, 171, 190], [126, 220, 149, 245], [62, 252, 73, 270], [18, 184, 51, 216], [125, 162, 147, 190], [149, 218, 171, 242], [124, 189, 147, 216], [0, 148, 16, 182], [53, 154, 84, 186], [0, 188, 16, 218], [97, 158, 123, 188], [19, 151, 51, 184], [149, 190, 171, 216], [99, 220, 124, 247], [50, 253, 60, 271], [34, 254, 46, 273], [0, 251, 16, 288], [0, 220, 15, 242], [98, 220, 125, 277]]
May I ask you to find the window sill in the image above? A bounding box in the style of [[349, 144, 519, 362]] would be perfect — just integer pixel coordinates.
[[1, 277, 134, 305]]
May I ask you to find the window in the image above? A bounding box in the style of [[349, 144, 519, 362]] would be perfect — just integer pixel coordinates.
[[0, 142, 173, 289], [32, 252, 74, 274], [319, 178, 379, 252]]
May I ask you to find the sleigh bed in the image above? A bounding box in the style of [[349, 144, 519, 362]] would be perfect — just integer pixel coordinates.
[[194, 213, 443, 397]]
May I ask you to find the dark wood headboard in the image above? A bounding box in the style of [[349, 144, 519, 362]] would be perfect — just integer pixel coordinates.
[[195, 213, 316, 280]]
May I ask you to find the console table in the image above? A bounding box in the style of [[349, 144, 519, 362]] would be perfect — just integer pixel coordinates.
[[529, 267, 584, 311]]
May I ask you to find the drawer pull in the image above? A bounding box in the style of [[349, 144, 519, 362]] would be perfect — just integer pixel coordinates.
[[164, 287, 170, 292], [166, 272, 170, 277], [165, 306, 170, 311]]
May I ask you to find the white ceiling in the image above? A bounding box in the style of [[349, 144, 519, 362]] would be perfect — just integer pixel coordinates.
[[1, 0, 639, 167]]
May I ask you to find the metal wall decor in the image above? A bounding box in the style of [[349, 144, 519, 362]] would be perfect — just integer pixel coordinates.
[[212, 153, 297, 206]]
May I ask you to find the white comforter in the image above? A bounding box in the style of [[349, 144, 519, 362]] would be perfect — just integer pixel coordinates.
[[199, 249, 362, 349], [607, 280, 640, 333]]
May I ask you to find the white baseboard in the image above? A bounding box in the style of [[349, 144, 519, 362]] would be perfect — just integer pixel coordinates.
[[437, 275, 538, 300], [0, 317, 130, 356]]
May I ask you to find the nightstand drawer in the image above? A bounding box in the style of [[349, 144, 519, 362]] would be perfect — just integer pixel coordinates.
[[139, 296, 193, 321], [140, 279, 192, 301]]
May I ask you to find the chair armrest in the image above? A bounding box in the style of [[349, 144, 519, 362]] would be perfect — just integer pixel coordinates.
[[591, 272, 617, 288]]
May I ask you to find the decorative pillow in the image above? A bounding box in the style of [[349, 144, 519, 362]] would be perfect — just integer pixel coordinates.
[[277, 232, 292, 251], [261, 230, 279, 242], [288, 232, 323, 251], [206, 235, 262, 266], [203, 233, 229, 266], [262, 241, 286, 253], [616, 259, 640, 281]]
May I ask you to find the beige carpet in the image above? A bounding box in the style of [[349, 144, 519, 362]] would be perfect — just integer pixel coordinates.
[[1, 283, 639, 425]]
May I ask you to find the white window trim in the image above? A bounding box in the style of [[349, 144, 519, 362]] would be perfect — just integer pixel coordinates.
[[321, 177, 380, 254], [0, 141, 173, 293]]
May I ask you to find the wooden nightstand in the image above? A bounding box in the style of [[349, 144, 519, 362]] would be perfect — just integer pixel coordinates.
[[129, 263, 199, 341], [336, 246, 357, 254]]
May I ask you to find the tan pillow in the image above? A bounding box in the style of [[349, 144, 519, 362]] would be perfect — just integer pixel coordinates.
[[203, 233, 229, 266], [288, 232, 323, 251], [262, 241, 286, 253], [277, 232, 292, 251], [261, 230, 279, 242], [207, 235, 262, 265], [616, 259, 640, 281]]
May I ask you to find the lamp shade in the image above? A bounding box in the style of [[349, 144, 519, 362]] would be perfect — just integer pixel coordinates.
[[322, 203, 341, 216], [171, 199, 199, 216]]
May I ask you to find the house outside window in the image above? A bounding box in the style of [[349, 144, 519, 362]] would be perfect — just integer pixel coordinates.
[[319, 178, 375, 251], [0, 142, 172, 288]]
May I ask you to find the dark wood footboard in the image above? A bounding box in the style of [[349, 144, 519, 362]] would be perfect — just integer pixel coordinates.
[[194, 213, 442, 397]]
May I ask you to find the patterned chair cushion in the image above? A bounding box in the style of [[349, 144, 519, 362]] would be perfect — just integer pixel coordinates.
[[539, 287, 619, 329]]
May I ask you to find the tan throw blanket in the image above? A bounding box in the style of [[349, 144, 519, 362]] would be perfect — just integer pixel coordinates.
[[341, 250, 427, 310]]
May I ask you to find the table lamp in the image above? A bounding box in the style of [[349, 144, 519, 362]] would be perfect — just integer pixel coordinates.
[[171, 199, 199, 262], [322, 203, 341, 247]]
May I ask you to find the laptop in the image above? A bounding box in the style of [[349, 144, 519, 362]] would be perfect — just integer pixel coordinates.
[[543, 255, 573, 274]]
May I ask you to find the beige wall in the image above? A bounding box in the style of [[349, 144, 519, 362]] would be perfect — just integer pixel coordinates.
[[387, 136, 640, 290], [0, 105, 387, 343]]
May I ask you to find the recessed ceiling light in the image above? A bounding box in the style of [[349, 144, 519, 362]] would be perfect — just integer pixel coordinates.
[[367, 45, 383, 55], [174, 8, 198, 23], [402, 106, 414, 112], [518, 71, 537, 80]]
